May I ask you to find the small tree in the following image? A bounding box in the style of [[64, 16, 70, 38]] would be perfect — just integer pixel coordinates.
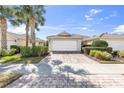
[[92, 39, 108, 47]]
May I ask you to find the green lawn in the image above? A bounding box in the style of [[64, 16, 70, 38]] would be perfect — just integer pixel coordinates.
[[0, 72, 22, 88], [0, 54, 45, 64], [14, 56, 44, 64], [0, 55, 21, 63]]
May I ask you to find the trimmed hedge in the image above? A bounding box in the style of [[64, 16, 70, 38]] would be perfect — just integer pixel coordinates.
[[92, 39, 108, 47]]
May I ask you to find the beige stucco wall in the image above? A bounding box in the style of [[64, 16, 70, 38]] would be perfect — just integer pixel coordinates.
[[17, 39, 44, 47], [0, 32, 44, 50], [0, 32, 18, 50]]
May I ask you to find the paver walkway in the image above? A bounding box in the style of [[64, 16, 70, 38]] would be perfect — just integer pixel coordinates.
[[5, 53, 124, 88]]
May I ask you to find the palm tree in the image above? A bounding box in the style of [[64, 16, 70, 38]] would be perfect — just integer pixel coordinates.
[[29, 6, 45, 47], [0, 6, 13, 50], [11, 5, 45, 47], [10, 6, 31, 47]]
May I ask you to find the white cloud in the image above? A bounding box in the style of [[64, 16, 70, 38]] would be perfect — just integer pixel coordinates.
[[81, 27, 88, 30], [85, 9, 103, 21], [100, 11, 117, 21], [8, 24, 26, 34], [89, 9, 103, 15], [84, 15, 93, 21], [112, 24, 124, 34]]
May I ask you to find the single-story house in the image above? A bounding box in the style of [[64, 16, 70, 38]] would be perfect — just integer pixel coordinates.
[[0, 31, 45, 50], [83, 32, 124, 50], [47, 31, 89, 52]]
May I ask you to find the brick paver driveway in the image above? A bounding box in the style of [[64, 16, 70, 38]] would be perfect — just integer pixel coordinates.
[[6, 53, 124, 88], [51, 53, 99, 64]]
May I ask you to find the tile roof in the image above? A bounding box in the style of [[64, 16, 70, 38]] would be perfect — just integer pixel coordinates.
[[47, 31, 89, 39]]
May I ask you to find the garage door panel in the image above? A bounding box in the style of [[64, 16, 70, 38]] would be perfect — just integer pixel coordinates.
[[52, 40, 77, 51], [107, 41, 124, 50]]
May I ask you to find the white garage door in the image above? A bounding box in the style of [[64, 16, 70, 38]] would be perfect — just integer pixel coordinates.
[[107, 41, 124, 50], [52, 40, 77, 51]]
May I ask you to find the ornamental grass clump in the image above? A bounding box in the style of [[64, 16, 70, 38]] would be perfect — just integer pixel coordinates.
[[89, 50, 112, 61], [102, 52, 112, 61], [118, 51, 124, 58], [89, 50, 96, 57]]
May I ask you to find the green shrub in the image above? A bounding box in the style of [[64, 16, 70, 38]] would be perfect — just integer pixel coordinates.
[[31, 46, 48, 57], [112, 51, 119, 57], [0, 49, 9, 56], [82, 47, 107, 55], [20, 46, 48, 57], [89, 50, 96, 57], [106, 47, 113, 53], [9, 48, 16, 56], [10, 45, 20, 53], [92, 39, 108, 47], [31, 46, 42, 57], [20, 47, 32, 57], [118, 51, 124, 58], [94, 51, 103, 60], [102, 52, 112, 61], [93, 50, 112, 61], [42, 46, 48, 55]]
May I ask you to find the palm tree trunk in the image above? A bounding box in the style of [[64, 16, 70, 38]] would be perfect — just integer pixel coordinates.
[[25, 23, 29, 47], [30, 16, 35, 47], [0, 17, 7, 50], [31, 24, 35, 47]]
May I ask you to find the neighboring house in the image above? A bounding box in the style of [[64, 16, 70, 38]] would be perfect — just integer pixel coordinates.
[[83, 33, 124, 50], [47, 31, 89, 52], [0, 31, 45, 50]]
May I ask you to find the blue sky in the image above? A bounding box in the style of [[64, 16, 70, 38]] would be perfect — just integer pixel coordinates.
[[8, 5, 124, 40]]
